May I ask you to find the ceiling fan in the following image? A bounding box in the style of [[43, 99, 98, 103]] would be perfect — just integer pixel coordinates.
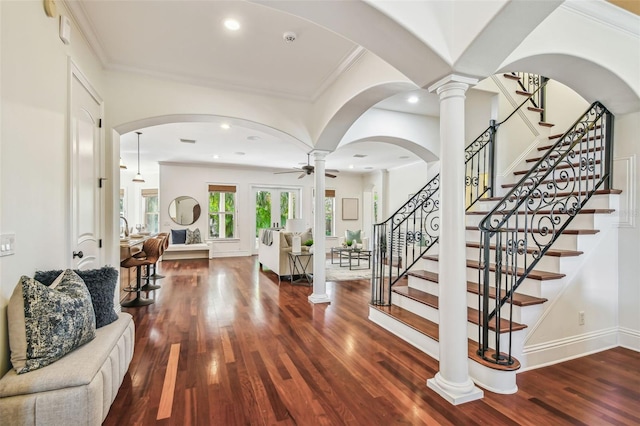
[[274, 153, 339, 179]]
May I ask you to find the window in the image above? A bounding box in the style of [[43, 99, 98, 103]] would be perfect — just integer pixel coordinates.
[[325, 189, 335, 236], [209, 184, 236, 239], [141, 189, 159, 234]]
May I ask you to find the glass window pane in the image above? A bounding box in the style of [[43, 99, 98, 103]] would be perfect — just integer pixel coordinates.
[[209, 214, 220, 238], [325, 197, 334, 236], [224, 213, 234, 238], [256, 191, 271, 237]]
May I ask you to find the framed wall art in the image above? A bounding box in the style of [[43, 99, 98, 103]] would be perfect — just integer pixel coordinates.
[[342, 198, 358, 220]]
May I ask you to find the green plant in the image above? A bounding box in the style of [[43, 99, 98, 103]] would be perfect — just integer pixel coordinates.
[[346, 239, 353, 247], [303, 239, 314, 246]]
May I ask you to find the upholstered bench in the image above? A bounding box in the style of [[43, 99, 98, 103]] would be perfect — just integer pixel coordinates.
[[0, 312, 135, 425], [162, 242, 212, 260]]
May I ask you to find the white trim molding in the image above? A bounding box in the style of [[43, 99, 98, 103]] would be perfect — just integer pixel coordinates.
[[520, 327, 619, 371], [618, 327, 640, 351], [614, 155, 636, 228]]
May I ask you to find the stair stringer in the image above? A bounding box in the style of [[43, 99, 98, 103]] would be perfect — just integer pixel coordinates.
[[518, 195, 621, 370]]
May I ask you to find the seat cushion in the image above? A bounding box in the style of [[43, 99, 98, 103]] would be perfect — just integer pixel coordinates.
[[0, 313, 133, 397]]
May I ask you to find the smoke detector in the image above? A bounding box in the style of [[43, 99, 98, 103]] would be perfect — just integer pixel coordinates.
[[283, 31, 297, 43]]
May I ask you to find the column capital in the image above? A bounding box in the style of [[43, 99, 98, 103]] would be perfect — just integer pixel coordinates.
[[428, 74, 479, 94], [310, 149, 331, 160]]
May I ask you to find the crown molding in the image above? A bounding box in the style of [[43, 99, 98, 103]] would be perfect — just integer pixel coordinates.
[[562, 0, 640, 38]]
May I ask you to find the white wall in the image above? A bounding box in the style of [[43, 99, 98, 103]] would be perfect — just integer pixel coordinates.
[[159, 163, 366, 257], [385, 162, 431, 214], [0, 1, 105, 374], [522, 217, 620, 369]]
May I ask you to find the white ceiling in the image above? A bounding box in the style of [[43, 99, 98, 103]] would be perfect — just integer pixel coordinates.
[[68, 1, 431, 176]]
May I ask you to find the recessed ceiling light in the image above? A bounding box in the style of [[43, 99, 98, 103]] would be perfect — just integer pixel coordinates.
[[408, 95, 419, 104], [235, 152, 245, 156], [224, 19, 240, 31], [348, 164, 354, 169], [220, 123, 230, 130], [213, 154, 219, 159]]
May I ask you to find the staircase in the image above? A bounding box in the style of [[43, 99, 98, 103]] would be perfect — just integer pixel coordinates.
[[369, 73, 620, 394]]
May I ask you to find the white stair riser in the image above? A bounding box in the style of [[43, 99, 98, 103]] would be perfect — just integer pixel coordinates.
[[472, 193, 614, 212], [416, 258, 548, 298], [391, 291, 526, 347], [368, 308, 439, 361], [465, 212, 596, 230], [467, 293, 524, 323], [408, 274, 542, 324], [465, 229, 580, 251], [391, 292, 439, 323], [408, 275, 438, 294], [465, 246, 561, 272]]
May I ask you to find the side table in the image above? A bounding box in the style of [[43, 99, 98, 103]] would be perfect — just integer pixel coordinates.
[[287, 251, 313, 286]]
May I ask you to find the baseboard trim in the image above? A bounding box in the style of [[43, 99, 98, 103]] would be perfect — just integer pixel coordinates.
[[211, 250, 252, 258], [619, 327, 640, 351], [520, 327, 618, 371]]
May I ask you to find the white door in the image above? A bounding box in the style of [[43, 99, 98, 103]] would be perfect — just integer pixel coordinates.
[[70, 66, 103, 269]]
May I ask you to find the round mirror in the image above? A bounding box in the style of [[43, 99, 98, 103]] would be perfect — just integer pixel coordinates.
[[168, 196, 201, 225]]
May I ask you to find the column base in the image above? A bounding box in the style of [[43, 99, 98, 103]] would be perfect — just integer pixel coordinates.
[[308, 293, 331, 304], [427, 373, 483, 405]]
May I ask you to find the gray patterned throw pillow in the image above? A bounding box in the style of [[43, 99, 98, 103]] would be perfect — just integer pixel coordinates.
[[8, 270, 96, 374], [186, 228, 202, 244]]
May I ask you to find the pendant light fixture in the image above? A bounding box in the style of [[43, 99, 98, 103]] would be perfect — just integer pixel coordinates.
[[119, 157, 127, 169], [132, 131, 145, 183]]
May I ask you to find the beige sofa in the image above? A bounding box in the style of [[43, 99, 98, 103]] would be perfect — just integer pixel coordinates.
[[0, 312, 135, 425], [258, 229, 314, 282]]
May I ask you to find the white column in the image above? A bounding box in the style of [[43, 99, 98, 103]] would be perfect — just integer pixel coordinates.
[[426, 74, 483, 405], [309, 150, 331, 304]]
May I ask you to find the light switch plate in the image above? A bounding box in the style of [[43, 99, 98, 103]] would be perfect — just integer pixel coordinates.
[[0, 233, 15, 257]]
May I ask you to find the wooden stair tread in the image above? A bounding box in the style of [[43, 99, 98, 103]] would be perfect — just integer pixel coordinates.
[[513, 159, 601, 174], [515, 90, 532, 96], [526, 146, 604, 163], [538, 134, 603, 151], [548, 124, 602, 141], [538, 121, 554, 127], [500, 174, 601, 188], [464, 225, 599, 235], [527, 106, 544, 113], [370, 305, 521, 371], [423, 255, 565, 280], [371, 304, 439, 340], [483, 189, 622, 199], [466, 208, 613, 215], [406, 270, 548, 306], [393, 285, 438, 309], [503, 73, 521, 80], [464, 241, 583, 257], [388, 286, 528, 333]]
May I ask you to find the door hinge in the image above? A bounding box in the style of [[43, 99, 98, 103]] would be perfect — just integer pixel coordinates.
[[98, 118, 102, 128], [99, 239, 103, 248], [98, 177, 107, 188]]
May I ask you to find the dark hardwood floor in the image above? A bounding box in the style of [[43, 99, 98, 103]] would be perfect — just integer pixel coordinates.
[[105, 256, 640, 425]]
